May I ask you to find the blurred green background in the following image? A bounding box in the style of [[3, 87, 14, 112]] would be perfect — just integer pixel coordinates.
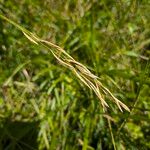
[[0, 0, 149, 149]]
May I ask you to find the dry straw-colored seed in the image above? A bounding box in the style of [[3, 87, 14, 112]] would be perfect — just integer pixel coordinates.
[[0, 14, 130, 112]]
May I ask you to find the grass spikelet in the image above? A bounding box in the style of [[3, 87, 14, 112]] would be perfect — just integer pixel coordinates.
[[0, 14, 130, 112]]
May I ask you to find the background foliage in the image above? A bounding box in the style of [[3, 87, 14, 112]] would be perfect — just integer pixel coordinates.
[[0, 0, 149, 149]]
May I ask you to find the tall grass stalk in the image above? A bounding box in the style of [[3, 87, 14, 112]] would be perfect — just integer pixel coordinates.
[[0, 14, 130, 112]]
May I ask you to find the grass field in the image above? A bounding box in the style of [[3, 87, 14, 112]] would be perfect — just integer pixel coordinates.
[[0, 0, 150, 149]]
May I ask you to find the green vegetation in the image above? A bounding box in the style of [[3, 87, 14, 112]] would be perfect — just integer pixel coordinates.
[[0, 0, 149, 149]]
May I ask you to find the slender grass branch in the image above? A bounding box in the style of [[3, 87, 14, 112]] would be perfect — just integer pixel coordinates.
[[108, 119, 117, 150], [0, 14, 130, 112], [117, 62, 149, 134]]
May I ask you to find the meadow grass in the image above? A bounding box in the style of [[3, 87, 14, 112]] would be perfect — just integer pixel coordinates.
[[0, 0, 149, 149]]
